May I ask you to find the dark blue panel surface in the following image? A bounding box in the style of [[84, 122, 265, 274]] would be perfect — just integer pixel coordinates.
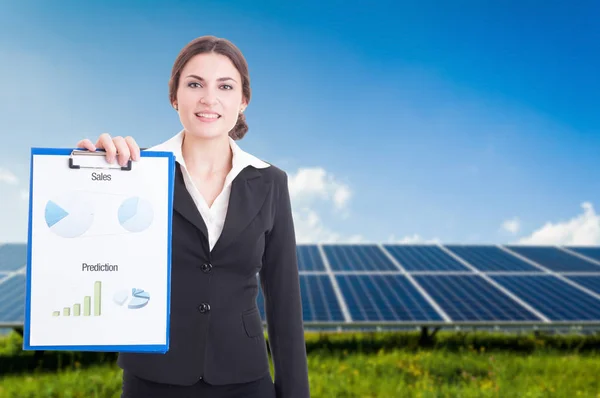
[[445, 245, 541, 272], [382, 244, 471, 272], [257, 275, 344, 322], [490, 275, 600, 321], [336, 274, 444, 322], [504, 246, 600, 272], [301, 275, 345, 322], [564, 247, 600, 263], [563, 275, 600, 296], [0, 244, 27, 272], [0, 275, 26, 323], [413, 274, 540, 322], [323, 245, 399, 271], [297, 245, 326, 271]]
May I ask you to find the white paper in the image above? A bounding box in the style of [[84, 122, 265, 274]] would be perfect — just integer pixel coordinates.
[[26, 151, 172, 350]]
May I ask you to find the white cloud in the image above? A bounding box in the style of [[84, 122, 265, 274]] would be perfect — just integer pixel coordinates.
[[332, 185, 351, 210], [288, 167, 351, 210], [287, 167, 360, 243], [293, 207, 345, 243], [516, 202, 600, 246], [0, 168, 18, 185], [501, 217, 521, 234], [388, 233, 441, 244]]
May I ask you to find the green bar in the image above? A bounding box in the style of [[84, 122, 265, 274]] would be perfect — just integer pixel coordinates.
[[84, 296, 91, 316], [63, 307, 70, 316], [94, 281, 101, 316], [73, 304, 81, 316], [52, 311, 60, 317]]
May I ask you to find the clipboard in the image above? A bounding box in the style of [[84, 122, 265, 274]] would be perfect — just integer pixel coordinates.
[[23, 147, 175, 353]]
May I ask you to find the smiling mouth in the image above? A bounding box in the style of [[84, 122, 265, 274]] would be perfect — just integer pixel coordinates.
[[195, 112, 221, 119]]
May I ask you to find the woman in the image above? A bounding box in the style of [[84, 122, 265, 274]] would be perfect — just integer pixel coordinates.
[[77, 35, 310, 398]]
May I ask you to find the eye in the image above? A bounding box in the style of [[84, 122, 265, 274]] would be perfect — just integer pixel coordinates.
[[221, 84, 233, 90], [188, 82, 201, 88]]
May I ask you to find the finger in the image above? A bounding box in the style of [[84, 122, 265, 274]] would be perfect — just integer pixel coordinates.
[[94, 133, 112, 150], [125, 136, 140, 161], [76, 138, 96, 151], [96, 133, 117, 163], [113, 136, 131, 166]]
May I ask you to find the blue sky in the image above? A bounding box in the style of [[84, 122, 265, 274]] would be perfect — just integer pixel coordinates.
[[1, 0, 599, 245]]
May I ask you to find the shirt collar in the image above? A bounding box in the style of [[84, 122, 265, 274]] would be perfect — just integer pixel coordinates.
[[147, 130, 271, 171]]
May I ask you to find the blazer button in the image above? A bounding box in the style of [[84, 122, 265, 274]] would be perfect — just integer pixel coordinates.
[[200, 263, 213, 273], [198, 303, 211, 313]]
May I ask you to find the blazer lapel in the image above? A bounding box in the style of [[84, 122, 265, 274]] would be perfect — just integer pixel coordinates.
[[213, 166, 272, 253], [172, 162, 209, 240]]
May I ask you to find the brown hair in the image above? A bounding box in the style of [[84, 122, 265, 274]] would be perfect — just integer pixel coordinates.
[[169, 36, 251, 140]]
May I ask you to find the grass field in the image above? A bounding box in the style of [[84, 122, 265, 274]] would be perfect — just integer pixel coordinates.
[[1, 329, 599, 397]]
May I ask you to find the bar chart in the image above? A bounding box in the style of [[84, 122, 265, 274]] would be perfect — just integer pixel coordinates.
[[52, 281, 102, 317]]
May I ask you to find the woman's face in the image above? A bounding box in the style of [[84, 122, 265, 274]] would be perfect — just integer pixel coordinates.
[[174, 52, 246, 140]]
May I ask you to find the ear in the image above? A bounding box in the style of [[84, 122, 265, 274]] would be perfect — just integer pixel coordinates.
[[172, 100, 178, 111]]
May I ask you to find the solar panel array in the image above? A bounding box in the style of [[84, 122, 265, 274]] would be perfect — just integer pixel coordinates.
[[256, 244, 600, 327], [2, 243, 600, 328]]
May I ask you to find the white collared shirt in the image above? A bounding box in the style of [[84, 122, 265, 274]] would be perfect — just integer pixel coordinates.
[[147, 130, 270, 251]]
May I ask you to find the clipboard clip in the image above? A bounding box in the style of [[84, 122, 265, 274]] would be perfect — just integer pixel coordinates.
[[69, 150, 132, 171]]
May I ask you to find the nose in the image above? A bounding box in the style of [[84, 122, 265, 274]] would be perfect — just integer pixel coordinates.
[[200, 88, 219, 105], [201, 95, 217, 105]]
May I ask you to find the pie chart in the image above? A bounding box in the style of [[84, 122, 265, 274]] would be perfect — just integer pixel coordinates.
[[118, 196, 154, 233], [44, 194, 94, 238], [113, 288, 151, 309]]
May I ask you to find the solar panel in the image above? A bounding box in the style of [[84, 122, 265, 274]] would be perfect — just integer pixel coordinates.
[[444, 245, 541, 272], [256, 274, 345, 323], [504, 246, 600, 273], [563, 275, 600, 296], [297, 245, 326, 271], [0, 274, 26, 324], [3, 243, 600, 329], [0, 244, 27, 272], [563, 246, 600, 264], [301, 275, 345, 322], [489, 275, 600, 321], [322, 244, 399, 271], [382, 244, 471, 272], [335, 274, 444, 322], [412, 274, 541, 322]]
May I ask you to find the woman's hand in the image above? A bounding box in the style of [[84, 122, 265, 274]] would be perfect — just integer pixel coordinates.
[[76, 133, 140, 166]]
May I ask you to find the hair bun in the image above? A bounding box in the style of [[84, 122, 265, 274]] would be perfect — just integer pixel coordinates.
[[229, 113, 248, 140]]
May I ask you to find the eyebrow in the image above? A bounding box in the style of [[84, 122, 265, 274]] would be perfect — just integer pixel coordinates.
[[185, 74, 237, 83]]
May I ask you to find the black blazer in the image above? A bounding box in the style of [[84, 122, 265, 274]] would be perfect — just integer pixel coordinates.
[[117, 162, 310, 397]]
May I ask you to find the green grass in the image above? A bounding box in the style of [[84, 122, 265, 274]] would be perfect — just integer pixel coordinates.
[[1, 330, 600, 397]]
